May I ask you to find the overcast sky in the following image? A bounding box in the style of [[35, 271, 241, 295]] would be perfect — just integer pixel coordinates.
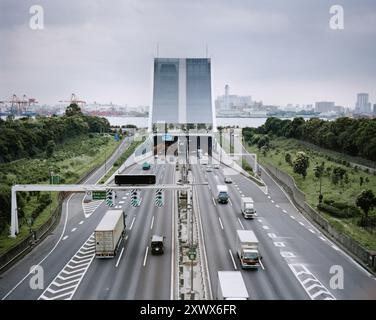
[[1, 0, 375, 108]]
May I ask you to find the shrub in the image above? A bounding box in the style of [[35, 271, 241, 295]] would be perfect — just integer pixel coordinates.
[[318, 202, 360, 218]]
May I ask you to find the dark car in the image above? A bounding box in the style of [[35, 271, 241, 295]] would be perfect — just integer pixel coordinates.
[[151, 235, 165, 254]]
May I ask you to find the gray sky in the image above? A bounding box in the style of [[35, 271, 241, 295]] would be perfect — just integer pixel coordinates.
[[1, 0, 375, 108]]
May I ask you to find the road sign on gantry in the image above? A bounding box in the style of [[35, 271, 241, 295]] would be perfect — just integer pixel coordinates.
[[93, 190, 106, 200], [106, 189, 115, 207], [115, 174, 156, 185]]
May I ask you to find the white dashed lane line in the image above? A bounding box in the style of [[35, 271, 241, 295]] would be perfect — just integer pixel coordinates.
[[282, 209, 287, 213], [79, 221, 84, 225], [62, 235, 68, 241], [275, 204, 280, 208], [237, 218, 245, 230], [229, 249, 237, 270], [262, 226, 270, 230], [71, 228, 77, 233], [218, 217, 224, 230]]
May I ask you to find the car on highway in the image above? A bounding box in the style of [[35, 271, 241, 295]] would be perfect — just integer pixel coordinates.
[[142, 162, 151, 170], [151, 235, 165, 254], [224, 177, 232, 184], [214, 164, 220, 169], [206, 165, 213, 172]]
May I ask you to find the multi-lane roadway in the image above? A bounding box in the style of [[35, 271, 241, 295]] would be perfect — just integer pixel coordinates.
[[1, 138, 376, 300]]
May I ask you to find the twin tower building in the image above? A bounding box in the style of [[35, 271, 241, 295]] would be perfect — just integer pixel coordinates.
[[150, 58, 216, 129]]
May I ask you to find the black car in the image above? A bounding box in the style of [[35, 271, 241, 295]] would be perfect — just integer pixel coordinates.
[[151, 235, 165, 254]]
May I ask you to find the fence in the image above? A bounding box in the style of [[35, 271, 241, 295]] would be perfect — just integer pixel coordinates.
[[264, 163, 376, 272]]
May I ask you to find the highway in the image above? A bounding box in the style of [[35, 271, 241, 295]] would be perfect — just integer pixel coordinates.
[[1, 136, 376, 300], [189, 133, 376, 299]]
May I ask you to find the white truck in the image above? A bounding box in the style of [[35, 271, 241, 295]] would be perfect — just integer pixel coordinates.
[[95, 209, 126, 258], [241, 197, 256, 219], [236, 230, 261, 269], [217, 185, 229, 204], [217, 271, 249, 300]]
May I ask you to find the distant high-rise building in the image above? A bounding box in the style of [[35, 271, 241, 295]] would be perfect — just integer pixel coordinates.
[[373, 104, 376, 115], [315, 101, 335, 113], [216, 85, 252, 111], [355, 93, 371, 114]]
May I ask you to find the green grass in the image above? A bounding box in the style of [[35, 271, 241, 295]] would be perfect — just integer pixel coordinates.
[[0, 133, 120, 255], [99, 140, 144, 184], [245, 136, 376, 250]]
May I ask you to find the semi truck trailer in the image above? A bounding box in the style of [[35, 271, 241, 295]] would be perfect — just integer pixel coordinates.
[[217, 271, 249, 300], [95, 209, 126, 258]]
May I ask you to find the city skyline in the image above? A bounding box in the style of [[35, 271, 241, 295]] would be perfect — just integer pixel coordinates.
[[1, 0, 376, 108]]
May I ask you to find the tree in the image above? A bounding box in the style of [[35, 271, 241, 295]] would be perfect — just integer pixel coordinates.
[[65, 103, 82, 117], [314, 162, 325, 200], [356, 190, 376, 222], [45, 140, 56, 157], [360, 176, 364, 186], [293, 151, 310, 179], [257, 135, 270, 149], [285, 153, 292, 166], [331, 167, 346, 185]]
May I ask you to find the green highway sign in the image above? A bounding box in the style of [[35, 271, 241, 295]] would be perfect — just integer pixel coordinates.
[[92, 191, 106, 200]]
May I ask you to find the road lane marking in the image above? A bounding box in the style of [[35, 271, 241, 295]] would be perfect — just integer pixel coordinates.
[[62, 235, 68, 241], [271, 200, 275, 203], [267, 195, 271, 199], [309, 229, 315, 234], [130, 216, 135, 230], [273, 242, 285, 247], [122, 196, 127, 200], [259, 259, 265, 270], [150, 216, 155, 230], [299, 222, 305, 226], [331, 245, 340, 251], [280, 251, 296, 258], [288, 264, 336, 300], [79, 221, 84, 225], [257, 219, 262, 223], [143, 246, 149, 267], [290, 215, 296, 219], [319, 236, 327, 242], [71, 228, 77, 233], [283, 209, 287, 213], [275, 204, 280, 208], [262, 226, 270, 230], [237, 218, 245, 230], [82, 199, 103, 218], [229, 249, 237, 270], [119, 201, 125, 204], [268, 233, 277, 238], [218, 217, 224, 230], [229, 199, 233, 206], [212, 197, 216, 206], [38, 234, 95, 300], [115, 247, 125, 268]]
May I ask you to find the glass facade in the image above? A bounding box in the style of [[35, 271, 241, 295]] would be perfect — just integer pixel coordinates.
[[186, 58, 213, 124], [152, 58, 179, 123], [151, 58, 213, 125]]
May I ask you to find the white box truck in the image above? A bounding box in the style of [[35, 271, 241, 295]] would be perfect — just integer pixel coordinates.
[[95, 209, 126, 258], [217, 271, 249, 300], [236, 230, 261, 269], [217, 185, 229, 204], [241, 197, 256, 219]]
